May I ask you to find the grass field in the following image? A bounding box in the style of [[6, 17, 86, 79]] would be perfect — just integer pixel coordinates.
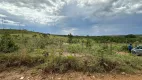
[[0, 29, 142, 75]]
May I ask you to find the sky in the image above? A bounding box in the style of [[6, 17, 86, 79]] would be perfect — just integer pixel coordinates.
[[0, 0, 142, 36]]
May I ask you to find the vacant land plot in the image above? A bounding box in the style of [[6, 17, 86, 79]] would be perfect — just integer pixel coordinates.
[[0, 29, 142, 80]]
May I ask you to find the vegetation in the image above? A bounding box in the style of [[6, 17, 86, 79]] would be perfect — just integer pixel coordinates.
[[68, 33, 73, 43], [0, 29, 142, 74], [0, 33, 19, 53]]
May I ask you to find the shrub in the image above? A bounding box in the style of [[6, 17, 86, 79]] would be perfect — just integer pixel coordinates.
[[0, 33, 19, 53], [98, 54, 142, 73], [68, 33, 73, 43], [85, 39, 93, 49], [125, 34, 136, 38], [120, 45, 128, 52], [67, 44, 83, 53], [41, 55, 79, 73], [0, 53, 45, 68]]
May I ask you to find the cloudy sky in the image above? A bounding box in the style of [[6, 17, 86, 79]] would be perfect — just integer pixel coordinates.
[[0, 0, 142, 36]]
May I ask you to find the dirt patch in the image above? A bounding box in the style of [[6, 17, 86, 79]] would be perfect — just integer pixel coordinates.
[[62, 52, 84, 57], [0, 70, 142, 80], [116, 52, 129, 55]]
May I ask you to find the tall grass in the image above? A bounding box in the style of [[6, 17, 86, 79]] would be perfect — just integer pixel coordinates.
[[0, 30, 142, 74], [0, 47, 142, 74], [0, 49, 45, 72]]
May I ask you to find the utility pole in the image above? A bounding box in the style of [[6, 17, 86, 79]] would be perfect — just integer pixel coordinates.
[[0, 18, 2, 29], [1, 18, 4, 29], [18, 23, 21, 30], [2, 18, 5, 29]]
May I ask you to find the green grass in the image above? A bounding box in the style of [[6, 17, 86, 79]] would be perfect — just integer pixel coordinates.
[[1, 50, 142, 74], [0, 29, 142, 74]]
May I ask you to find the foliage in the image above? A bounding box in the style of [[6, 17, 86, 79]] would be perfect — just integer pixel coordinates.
[[68, 33, 73, 43], [0, 29, 142, 74], [120, 45, 129, 52], [85, 35, 93, 48], [41, 55, 79, 73], [0, 29, 33, 34], [125, 34, 137, 38], [0, 33, 19, 53], [67, 44, 83, 53], [0, 50, 45, 72]]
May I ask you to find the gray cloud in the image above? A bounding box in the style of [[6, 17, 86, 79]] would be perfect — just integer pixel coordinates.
[[0, 0, 142, 23], [0, 0, 142, 35]]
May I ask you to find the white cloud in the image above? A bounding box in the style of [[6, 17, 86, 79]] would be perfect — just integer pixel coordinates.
[[0, 1, 67, 25], [0, 0, 142, 25], [0, 18, 25, 26], [92, 25, 121, 35], [62, 27, 78, 35], [0, 14, 7, 17], [0, 0, 142, 35]]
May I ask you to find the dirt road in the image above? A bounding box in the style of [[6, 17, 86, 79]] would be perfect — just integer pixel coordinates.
[[0, 70, 142, 80]]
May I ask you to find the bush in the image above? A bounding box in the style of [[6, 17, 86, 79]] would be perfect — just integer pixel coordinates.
[[120, 45, 128, 52], [125, 34, 136, 38], [85, 39, 93, 49], [41, 55, 80, 73], [67, 44, 83, 53], [1, 51, 142, 74], [68, 33, 73, 43], [0, 33, 19, 53], [0, 53, 45, 68], [98, 54, 142, 73]]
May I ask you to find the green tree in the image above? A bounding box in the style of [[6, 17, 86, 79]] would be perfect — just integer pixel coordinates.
[[85, 35, 92, 49], [125, 34, 136, 38], [0, 33, 19, 53], [68, 33, 73, 43]]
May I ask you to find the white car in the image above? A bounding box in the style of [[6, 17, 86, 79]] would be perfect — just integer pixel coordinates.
[[131, 46, 142, 56]]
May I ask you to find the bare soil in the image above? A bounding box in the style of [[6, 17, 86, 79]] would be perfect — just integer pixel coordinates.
[[117, 52, 129, 55], [0, 69, 142, 80]]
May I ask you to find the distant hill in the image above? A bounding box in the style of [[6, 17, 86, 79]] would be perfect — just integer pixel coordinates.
[[0, 29, 141, 37], [0, 29, 41, 34]]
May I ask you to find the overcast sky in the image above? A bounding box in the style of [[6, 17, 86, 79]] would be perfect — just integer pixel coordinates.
[[0, 0, 142, 35]]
